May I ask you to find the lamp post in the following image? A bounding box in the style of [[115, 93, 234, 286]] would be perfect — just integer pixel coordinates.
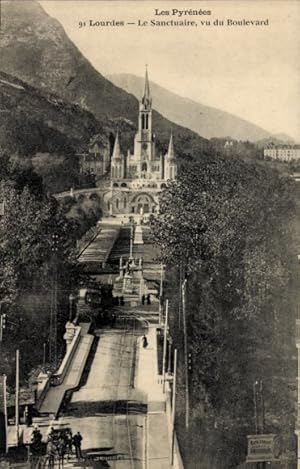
[[171, 348, 178, 466], [0, 300, 8, 356], [69, 293, 76, 322], [167, 336, 173, 375], [162, 300, 169, 393], [15, 349, 19, 444], [253, 379, 266, 469], [129, 223, 134, 259], [158, 263, 164, 325], [50, 233, 59, 366], [181, 277, 189, 429], [43, 342, 47, 372]]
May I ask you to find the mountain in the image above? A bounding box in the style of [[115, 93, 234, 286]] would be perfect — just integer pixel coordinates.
[[1, 0, 137, 123], [256, 135, 297, 149], [107, 73, 274, 142], [0, 70, 102, 156], [1, 0, 210, 158], [271, 134, 296, 145]]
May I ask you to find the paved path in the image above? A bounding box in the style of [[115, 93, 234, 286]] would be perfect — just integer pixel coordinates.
[[56, 327, 146, 468], [148, 413, 171, 469], [68, 329, 146, 413]]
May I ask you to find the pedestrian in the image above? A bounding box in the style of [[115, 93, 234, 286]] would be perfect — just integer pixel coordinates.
[[73, 432, 83, 459], [66, 430, 73, 459], [31, 426, 43, 455], [57, 434, 66, 467], [142, 335, 148, 348], [49, 427, 55, 439], [46, 439, 56, 469], [33, 429, 42, 445], [24, 405, 32, 427], [111, 313, 116, 328], [146, 294, 151, 305], [31, 425, 41, 443], [141, 294, 145, 305]]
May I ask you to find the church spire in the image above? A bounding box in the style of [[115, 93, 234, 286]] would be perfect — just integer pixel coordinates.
[[142, 65, 151, 106], [112, 132, 121, 160], [166, 133, 175, 160], [164, 132, 177, 181]]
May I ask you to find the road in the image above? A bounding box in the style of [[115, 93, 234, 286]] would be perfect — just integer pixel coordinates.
[[57, 323, 146, 468]]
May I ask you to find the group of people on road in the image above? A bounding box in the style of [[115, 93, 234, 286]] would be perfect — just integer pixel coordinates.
[[30, 425, 83, 465], [113, 296, 125, 306], [141, 294, 151, 305], [47, 427, 83, 460]]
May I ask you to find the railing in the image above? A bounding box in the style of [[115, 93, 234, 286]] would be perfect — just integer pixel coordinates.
[[165, 380, 185, 469], [296, 319, 300, 346], [36, 374, 51, 410], [76, 225, 102, 258], [50, 325, 81, 386]]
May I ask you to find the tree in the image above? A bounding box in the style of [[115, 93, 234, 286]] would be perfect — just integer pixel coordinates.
[[152, 154, 297, 466]]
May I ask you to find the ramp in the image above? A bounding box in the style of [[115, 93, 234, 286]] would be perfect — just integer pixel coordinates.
[[39, 328, 94, 417]]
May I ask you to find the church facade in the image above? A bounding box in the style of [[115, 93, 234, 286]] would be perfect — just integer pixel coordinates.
[[104, 69, 177, 216]]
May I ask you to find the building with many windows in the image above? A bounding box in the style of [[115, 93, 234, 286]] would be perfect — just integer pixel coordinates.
[[78, 141, 111, 178], [264, 145, 300, 161]]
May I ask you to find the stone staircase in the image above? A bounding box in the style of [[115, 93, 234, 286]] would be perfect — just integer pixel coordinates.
[[107, 227, 131, 267]]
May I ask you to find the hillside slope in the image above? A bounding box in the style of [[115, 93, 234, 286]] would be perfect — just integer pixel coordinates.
[[1, 0, 210, 157], [0, 71, 102, 156], [108, 73, 273, 142]]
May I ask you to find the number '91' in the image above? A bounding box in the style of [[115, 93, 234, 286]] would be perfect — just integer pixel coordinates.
[[79, 21, 86, 28]]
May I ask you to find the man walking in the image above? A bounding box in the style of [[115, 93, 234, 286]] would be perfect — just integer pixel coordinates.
[[73, 432, 83, 459], [142, 335, 148, 348]]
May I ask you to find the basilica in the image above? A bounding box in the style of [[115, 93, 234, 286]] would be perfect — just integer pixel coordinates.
[[105, 69, 177, 216]]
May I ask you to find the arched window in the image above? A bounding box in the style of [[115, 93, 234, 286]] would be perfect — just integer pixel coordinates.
[[113, 182, 119, 187], [107, 201, 111, 210], [142, 114, 145, 129], [145, 114, 149, 129], [121, 182, 127, 188], [142, 162, 147, 172], [124, 199, 127, 208], [116, 199, 119, 209]]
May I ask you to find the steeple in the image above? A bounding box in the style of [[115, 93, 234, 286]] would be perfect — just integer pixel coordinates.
[[164, 133, 177, 181], [112, 132, 121, 160], [111, 132, 125, 179], [142, 66, 152, 107], [166, 133, 175, 160]]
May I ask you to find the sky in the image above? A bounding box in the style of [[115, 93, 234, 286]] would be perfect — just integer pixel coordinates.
[[41, 0, 300, 141]]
